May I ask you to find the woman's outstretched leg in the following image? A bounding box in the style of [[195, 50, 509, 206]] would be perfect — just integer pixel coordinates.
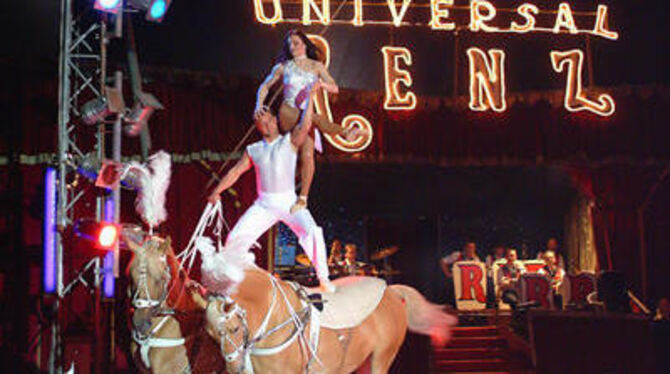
[[291, 135, 315, 213]]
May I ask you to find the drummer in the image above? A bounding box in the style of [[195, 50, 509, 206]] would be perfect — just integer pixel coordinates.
[[344, 243, 362, 275], [328, 238, 344, 267]]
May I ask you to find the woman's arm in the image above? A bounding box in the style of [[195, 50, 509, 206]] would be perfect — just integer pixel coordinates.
[[317, 62, 339, 94], [255, 63, 285, 115]]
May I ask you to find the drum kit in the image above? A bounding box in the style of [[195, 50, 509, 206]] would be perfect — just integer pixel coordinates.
[[277, 245, 402, 286]]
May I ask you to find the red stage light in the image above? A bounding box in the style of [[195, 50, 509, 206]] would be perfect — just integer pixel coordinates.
[[97, 224, 119, 249], [74, 219, 119, 251]]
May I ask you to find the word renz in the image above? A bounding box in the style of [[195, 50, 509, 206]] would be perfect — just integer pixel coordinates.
[[452, 261, 596, 311], [255, 1, 619, 118]]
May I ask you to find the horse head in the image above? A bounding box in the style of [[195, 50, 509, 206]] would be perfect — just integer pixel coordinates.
[[121, 225, 176, 332], [205, 295, 250, 373]]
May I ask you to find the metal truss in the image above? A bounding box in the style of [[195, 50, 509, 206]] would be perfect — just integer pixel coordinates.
[[56, 0, 107, 296], [52, 1, 119, 372]]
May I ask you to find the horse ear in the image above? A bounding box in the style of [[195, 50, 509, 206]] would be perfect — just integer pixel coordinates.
[[157, 236, 174, 255], [164, 236, 173, 253]]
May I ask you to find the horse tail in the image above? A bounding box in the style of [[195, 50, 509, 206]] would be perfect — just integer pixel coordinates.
[[388, 285, 457, 347]]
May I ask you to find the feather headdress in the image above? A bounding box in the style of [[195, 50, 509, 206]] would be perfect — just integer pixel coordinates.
[[122, 151, 171, 229]]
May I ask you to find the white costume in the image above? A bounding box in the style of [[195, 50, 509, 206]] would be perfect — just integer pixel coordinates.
[[224, 132, 329, 282], [283, 59, 318, 110]]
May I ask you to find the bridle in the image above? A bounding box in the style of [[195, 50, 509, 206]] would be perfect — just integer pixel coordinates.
[[131, 238, 172, 310], [211, 273, 322, 374], [128, 234, 186, 370]]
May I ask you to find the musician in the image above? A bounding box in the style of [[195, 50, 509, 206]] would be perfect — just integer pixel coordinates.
[[440, 241, 480, 306], [328, 238, 343, 267], [343, 243, 362, 276], [538, 250, 565, 292], [536, 237, 565, 269], [440, 241, 481, 279], [497, 248, 526, 307], [485, 245, 506, 277]]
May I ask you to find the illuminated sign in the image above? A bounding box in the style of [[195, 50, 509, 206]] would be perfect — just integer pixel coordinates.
[[308, 35, 374, 153], [381, 46, 417, 111], [551, 49, 615, 116], [467, 47, 506, 112], [252, 1, 619, 151], [253, 1, 618, 39]]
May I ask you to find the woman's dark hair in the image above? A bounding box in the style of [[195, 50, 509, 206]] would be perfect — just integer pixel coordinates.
[[277, 29, 321, 63]]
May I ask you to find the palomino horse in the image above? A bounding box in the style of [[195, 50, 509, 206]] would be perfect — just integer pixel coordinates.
[[122, 226, 224, 373], [192, 266, 457, 374]]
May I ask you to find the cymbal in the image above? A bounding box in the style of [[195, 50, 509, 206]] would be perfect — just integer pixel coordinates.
[[375, 269, 401, 276], [295, 253, 312, 267], [370, 246, 399, 261]]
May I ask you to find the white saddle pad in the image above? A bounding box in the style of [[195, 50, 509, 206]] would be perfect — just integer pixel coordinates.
[[307, 276, 386, 329]]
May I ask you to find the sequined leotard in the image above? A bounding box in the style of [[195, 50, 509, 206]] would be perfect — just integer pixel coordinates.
[[282, 59, 318, 110]]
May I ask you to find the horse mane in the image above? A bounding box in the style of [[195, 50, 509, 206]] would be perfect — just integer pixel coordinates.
[[163, 239, 201, 313]]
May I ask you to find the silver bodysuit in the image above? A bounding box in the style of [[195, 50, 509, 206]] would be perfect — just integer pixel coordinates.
[[283, 59, 318, 110]]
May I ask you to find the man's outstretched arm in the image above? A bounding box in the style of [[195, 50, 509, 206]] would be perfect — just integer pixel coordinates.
[[208, 152, 252, 203], [291, 81, 320, 149]]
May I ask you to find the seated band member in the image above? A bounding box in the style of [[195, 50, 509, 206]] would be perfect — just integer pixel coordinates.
[[328, 238, 344, 267], [254, 30, 365, 214], [208, 81, 335, 293], [440, 240, 481, 279], [536, 237, 566, 270], [485, 245, 506, 278], [497, 248, 526, 306], [538, 250, 565, 292], [343, 243, 361, 276]]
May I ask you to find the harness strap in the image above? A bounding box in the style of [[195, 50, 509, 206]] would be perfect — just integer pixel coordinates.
[[251, 307, 310, 356], [251, 276, 279, 343], [273, 275, 324, 370], [306, 304, 321, 371], [133, 299, 161, 309], [132, 316, 186, 368]]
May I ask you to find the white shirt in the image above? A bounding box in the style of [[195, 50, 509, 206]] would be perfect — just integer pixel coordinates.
[[246, 133, 297, 195]]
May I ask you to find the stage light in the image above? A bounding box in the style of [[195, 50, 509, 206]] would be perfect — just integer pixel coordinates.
[[148, 0, 168, 20], [98, 224, 119, 248], [80, 97, 110, 125], [103, 197, 116, 298], [74, 219, 119, 251], [94, 0, 122, 14], [128, 0, 173, 22], [124, 92, 163, 137], [80, 86, 125, 125], [43, 168, 57, 294]]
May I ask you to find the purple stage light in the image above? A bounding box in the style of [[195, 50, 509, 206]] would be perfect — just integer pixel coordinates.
[[43, 168, 57, 294], [103, 196, 115, 297]]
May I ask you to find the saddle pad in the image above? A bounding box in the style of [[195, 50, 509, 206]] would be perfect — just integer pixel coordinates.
[[307, 276, 386, 329]]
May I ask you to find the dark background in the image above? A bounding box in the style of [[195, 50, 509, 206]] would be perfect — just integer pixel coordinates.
[[5, 0, 670, 92], [2, 0, 670, 372]]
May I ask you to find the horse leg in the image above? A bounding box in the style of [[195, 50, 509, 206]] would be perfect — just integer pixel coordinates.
[[368, 347, 401, 374], [150, 345, 190, 374], [355, 355, 372, 374], [367, 291, 408, 374]]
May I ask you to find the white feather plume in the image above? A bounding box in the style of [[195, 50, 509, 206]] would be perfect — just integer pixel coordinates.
[[198, 236, 256, 296], [126, 151, 171, 229]]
